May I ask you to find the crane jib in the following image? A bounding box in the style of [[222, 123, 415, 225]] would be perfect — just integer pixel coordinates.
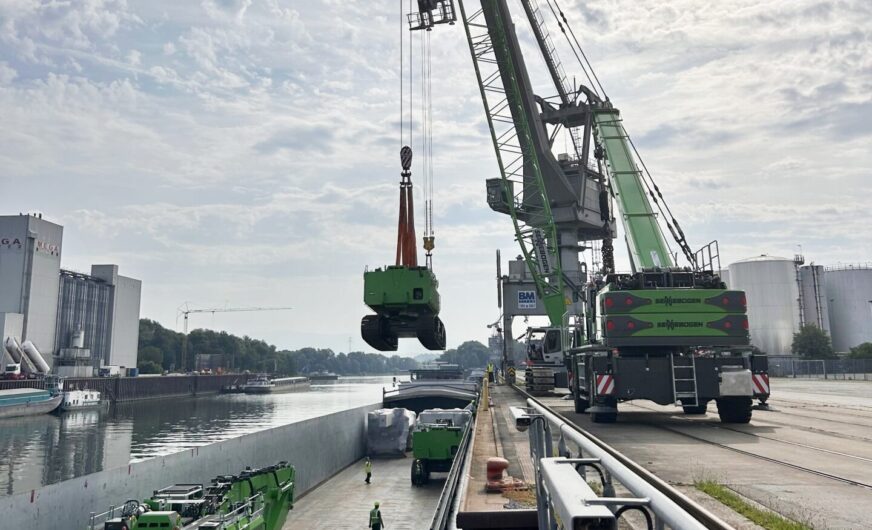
[[592, 108, 674, 271]]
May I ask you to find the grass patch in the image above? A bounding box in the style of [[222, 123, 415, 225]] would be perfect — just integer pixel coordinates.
[[695, 480, 812, 530], [587, 480, 603, 495], [502, 487, 536, 507]]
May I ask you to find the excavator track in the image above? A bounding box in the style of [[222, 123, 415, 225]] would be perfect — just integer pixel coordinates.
[[361, 315, 399, 351]]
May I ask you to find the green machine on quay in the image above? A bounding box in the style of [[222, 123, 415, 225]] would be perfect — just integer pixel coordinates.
[[414, 0, 770, 423]]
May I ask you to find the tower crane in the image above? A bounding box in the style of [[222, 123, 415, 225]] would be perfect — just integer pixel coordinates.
[[413, 0, 769, 423], [177, 305, 293, 371]]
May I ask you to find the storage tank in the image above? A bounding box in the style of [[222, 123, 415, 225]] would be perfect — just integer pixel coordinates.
[[728, 255, 800, 355], [71, 329, 85, 349], [799, 265, 830, 333], [825, 265, 872, 352], [4, 337, 24, 364], [22, 340, 51, 373]]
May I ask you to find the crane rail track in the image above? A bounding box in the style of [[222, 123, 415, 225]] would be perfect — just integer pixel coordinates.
[[625, 402, 872, 463], [649, 422, 872, 490], [511, 384, 734, 530]]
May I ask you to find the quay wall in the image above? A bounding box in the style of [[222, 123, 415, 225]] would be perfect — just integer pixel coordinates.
[[0, 374, 253, 402], [0, 402, 380, 528]]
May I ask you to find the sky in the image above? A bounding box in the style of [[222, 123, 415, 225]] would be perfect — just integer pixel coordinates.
[[1, 0, 870, 355]]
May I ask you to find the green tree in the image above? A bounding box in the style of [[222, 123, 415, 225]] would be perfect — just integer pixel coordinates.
[[439, 340, 491, 369], [137, 360, 163, 374], [791, 325, 834, 358], [848, 342, 872, 359], [139, 346, 163, 365]]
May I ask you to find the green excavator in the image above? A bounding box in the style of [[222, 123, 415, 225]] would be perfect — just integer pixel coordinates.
[[361, 146, 446, 351]]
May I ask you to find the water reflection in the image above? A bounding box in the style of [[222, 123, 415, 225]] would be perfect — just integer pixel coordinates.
[[0, 376, 392, 496]]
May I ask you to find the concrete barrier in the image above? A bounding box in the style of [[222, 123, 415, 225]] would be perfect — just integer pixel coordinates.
[[0, 401, 380, 528]]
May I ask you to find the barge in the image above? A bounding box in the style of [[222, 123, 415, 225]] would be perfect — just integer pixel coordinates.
[[242, 375, 309, 394], [0, 376, 63, 418]]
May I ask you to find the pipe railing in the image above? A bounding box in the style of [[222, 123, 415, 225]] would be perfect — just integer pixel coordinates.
[[526, 398, 733, 530]]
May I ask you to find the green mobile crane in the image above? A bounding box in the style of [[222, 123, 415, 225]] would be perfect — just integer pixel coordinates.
[[415, 0, 769, 422]]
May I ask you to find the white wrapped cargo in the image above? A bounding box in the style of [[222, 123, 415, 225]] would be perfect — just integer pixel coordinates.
[[367, 408, 416, 456], [416, 406, 473, 430]]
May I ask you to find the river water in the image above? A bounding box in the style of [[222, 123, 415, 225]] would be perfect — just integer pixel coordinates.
[[0, 376, 395, 496]]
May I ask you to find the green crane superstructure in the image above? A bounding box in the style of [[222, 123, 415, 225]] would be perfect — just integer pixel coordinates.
[[416, 0, 770, 421]]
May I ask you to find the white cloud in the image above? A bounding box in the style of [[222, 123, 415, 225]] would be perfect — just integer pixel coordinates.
[[1, 0, 870, 353]]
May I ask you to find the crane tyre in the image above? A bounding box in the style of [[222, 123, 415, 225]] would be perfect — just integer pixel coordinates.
[[716, 397, 752, 423]]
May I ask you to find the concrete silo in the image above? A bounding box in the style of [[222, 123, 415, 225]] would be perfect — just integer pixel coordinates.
[[825, 265, 872, 352], [728, 255, 800, 355]]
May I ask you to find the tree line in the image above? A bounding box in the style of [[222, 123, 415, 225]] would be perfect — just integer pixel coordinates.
[[137, 319, 494, 375], [791, 324, 872, 359]]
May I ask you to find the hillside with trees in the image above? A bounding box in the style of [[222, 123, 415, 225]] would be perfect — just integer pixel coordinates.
[[138, 319, 494, 376]]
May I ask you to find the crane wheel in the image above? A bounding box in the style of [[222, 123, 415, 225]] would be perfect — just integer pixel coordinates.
[[361, 315, 398, 351], [416, 315, 446, 350]]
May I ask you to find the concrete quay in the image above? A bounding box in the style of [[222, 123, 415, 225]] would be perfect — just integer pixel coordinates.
[[539, 378, 872, 529]]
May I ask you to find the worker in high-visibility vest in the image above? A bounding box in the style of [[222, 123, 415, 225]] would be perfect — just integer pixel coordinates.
[[364, 457, 373, 484], [486, 362, 494, 383], [369, 501, 385, 529]]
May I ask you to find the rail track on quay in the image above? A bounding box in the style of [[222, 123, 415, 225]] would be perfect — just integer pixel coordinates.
[[621, 401, 872, 490]]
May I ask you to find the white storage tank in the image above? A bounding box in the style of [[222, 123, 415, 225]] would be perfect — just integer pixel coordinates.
[[72, 329, 85, 349], [825, 265, 872, 352], [728, 255, 800, 355]]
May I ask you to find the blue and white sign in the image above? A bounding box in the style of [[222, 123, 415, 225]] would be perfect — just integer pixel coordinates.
[[518, 290, 537, 309]]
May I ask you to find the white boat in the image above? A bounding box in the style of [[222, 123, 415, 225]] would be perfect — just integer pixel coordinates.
[[60, 389, 103, 411], [242, 375, 275, 394]]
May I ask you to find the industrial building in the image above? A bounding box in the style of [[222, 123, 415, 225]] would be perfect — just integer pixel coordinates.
[[0, 213, 141, 375], [726, 255, 872, 354]]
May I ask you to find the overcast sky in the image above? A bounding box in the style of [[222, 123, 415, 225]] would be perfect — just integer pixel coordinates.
[[1, 0, 870, 354]]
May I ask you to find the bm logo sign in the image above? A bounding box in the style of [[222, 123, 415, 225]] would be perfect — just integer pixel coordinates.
[[518, 291, 537, 309]]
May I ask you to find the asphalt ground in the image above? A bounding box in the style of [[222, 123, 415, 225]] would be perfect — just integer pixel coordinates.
[[542, 377, 872, 529]]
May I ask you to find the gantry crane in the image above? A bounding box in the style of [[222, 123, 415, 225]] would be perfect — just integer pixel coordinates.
[[413, 0, 769, 422], [177, 305, 293, 371]]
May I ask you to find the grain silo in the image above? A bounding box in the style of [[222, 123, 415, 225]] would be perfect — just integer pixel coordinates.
[[825, 265, 872, 352], [728, 255, 800, 355]]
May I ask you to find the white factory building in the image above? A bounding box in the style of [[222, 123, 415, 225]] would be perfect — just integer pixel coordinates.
[[725, 255, 872, 355], [0, 213, 141, 376]]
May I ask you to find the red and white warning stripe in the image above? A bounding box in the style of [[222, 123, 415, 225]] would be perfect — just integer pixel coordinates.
[[595, 374, 615, 396], [752, 373, 770, 395]]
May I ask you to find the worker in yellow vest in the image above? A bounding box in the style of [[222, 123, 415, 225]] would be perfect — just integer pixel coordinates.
[[486, 362, 494, 383], [369, 501, 385, 529], [364, 457, 373, 484]]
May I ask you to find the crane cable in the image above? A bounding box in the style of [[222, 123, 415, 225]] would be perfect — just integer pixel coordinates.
[[545, 0, 697, 268], [421, 25, 436, 268]]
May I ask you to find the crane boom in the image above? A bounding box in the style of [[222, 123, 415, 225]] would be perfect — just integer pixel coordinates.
[[592, 106, 674, 271]]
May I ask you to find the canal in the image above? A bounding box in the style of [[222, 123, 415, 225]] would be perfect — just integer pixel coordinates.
[[0, 376, 396, 496]]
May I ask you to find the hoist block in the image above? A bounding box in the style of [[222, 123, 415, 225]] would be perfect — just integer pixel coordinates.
[[361, 266, 446, 351]]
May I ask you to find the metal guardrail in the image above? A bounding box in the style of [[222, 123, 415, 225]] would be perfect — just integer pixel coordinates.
[[429, 395, 478, 529], [516, 386, 734, 530]]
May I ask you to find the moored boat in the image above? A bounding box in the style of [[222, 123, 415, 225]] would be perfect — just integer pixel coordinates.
[[308, 371, 339, 381], [60, 389, 104, 411], [242, 375, 309, 394], [0, 376, 63, 419], [383, 364, 477, 413]]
